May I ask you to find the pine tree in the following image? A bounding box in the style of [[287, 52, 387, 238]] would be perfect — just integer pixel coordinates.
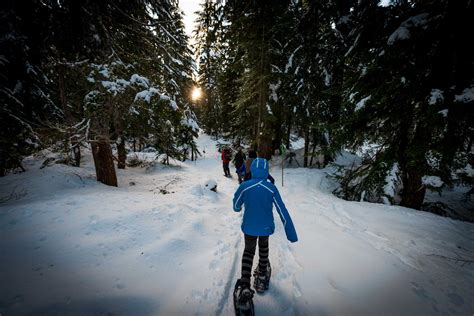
[[222, 1, 293, 157], [1, 0, 198, 186], [194, 0, 223, 138], [338, 0, 473, 210], [0, 1, 62, 176]]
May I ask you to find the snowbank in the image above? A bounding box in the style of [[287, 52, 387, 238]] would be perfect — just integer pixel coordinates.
[[0, 135, 472, 315]]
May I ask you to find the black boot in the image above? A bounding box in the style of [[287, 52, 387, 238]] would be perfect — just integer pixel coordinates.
[[233, 279, 255, 315], [253, 262, 271, 294]]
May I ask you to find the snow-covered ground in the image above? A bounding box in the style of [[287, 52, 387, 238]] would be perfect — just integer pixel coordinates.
[[0, 133, 473, 315]]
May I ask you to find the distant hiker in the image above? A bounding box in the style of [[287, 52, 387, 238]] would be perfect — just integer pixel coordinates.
[[236, 164, 246, 184], [285, 151, 300, 167], [243, 148, 257, 181], [232, 157, 298, 313], [221, 147, 232, 177], [240, 147, 275, 184], [234, 148, 246, 183]]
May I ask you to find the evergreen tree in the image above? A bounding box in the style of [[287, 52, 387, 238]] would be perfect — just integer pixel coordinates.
[[338, 0, 473, 210], [0, 0, 198, 186], [0, 1, 61, 176], [221, 1, 293, 157], [194, 0, 223, 138]]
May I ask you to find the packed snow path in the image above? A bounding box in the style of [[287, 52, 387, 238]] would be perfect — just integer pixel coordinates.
[[0, 133, 473, 315]]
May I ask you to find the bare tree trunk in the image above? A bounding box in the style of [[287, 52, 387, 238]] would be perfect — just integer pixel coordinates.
[[182, 148, 187, 162], [400, 167, 425, 209], [117, 137, 126, 169], [303, 128, 310, 167], [58, 64, 68, 117], [58, 63, 82, 167], [257, 133, 272, 160], [286, 112, 292, 149], [0, 144, 6, 176], [309, 142, 317, 167], [72, 143, 81, 167], [91, 137, 118, 187]]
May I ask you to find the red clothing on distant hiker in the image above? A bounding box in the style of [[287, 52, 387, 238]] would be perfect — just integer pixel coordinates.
[[222, 151, 229, 163], [222, 149, 232, 163], [222, 148, 232, 177]]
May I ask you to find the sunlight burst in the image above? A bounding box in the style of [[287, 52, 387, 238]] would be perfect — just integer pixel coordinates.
[[191, 87, 202, 101]]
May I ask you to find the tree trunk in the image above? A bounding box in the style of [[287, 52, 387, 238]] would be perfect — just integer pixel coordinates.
[[303, 128, 310, 167], [72, 143, 81, 167], [309, 142, 317, 167], [91, 137, 118, 187], [286, 111, 292, 149], [400, 167, 426, 210], [0, 144, 6, 176], [58, 63, 82, 167], [57, 64, 68, 116], [117, 138, 126, 169], [257, 133, 272, 160], [182, 148, 187, 162]]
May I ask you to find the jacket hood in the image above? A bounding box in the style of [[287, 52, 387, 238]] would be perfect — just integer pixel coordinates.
[[250, 157, 269, 179]]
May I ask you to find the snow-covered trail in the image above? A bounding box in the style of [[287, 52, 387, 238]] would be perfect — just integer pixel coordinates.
[[187, 136, 304, 316], [283, 173, 473, 315], [0, 134, 250, 315], [0, 133, 473, 315]]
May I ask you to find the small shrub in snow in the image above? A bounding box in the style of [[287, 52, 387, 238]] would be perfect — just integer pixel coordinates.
[[126, 152, 157, 168]]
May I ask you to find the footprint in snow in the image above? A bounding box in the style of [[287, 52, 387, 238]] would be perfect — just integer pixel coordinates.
[[293, 283, 302, 297], [446, 292, 464, 306], [411, 282, 430, 300], [327, 277, 343, 292], [209, 259, 220, 270], [115, 283, 125, 290]]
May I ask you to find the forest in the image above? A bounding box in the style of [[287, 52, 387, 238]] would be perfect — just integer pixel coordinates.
[[1, 1, 473, 315], [2, 0, 472, 219], [192, 0, 473, 218]]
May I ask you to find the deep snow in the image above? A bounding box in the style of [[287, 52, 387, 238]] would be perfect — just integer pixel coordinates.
[[0, 133, 473, 315]]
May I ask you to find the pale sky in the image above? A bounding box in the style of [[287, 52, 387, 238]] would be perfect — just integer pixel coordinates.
[[179, 0, 201, 41]]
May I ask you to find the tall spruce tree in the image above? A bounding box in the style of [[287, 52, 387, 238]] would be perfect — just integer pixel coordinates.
[[338, 0, 473, 211], [194, 0, 224, 138], [0, 1, 62, 176], [220, 1, 293, 157]]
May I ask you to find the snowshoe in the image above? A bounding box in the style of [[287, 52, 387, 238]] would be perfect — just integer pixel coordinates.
[[253, 262, 271, 294], [233, 279, 255, 316]]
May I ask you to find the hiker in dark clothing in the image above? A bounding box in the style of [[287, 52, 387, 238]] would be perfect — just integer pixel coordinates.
[[243, 149, 257, 181], [234, 148, 246, 183]]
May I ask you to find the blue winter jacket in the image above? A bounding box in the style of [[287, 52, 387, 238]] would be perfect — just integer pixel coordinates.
[[233, 158, 298, 242]]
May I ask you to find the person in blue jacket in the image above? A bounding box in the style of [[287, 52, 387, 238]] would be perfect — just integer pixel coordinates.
[[232, 157, 298, 305]]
